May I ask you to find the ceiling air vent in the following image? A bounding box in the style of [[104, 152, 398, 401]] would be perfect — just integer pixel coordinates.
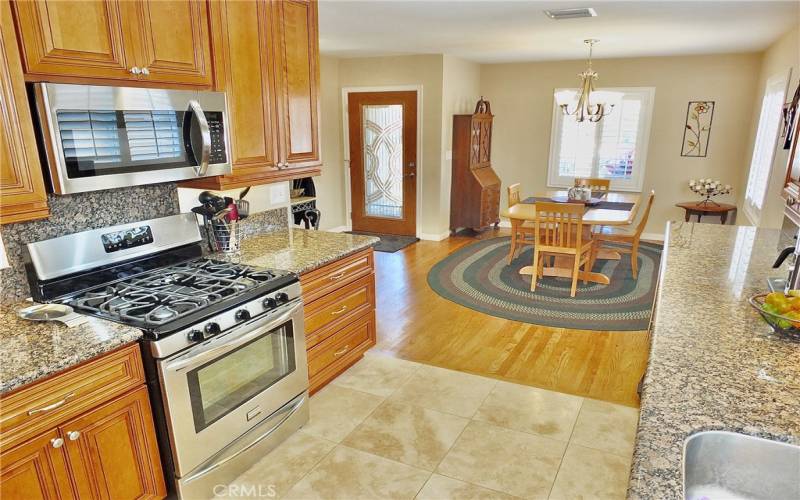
[[543, 8, 597, 20]]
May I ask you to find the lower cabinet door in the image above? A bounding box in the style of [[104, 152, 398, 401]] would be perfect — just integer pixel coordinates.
[[60, 386, 165, 500], [0, 429, 75, 500]]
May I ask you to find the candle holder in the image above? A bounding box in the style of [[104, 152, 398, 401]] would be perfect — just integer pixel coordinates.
[[688, 178, 731, 207]]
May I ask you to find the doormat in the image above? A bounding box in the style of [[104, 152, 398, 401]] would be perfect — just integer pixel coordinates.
[[346, 231, 419, 253]]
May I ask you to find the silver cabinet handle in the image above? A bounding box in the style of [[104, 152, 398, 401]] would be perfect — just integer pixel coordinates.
[[51, 437, 64, 448], [141, 67, 150, 76], [328, 271, 346, 281], [130, 66, 141, 75], [333, 345, 350, 357], [330, 305, 348, 316], [186, 100, 211, 176], [27, 392, 75, 415], [67, 431, 80, 441]]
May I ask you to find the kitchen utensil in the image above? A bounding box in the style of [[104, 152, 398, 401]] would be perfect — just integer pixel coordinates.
[[209, 219, 240, 253], [212, 207, 232, 221], [18, 303, 88, 327], [199, 191, 227, 212], [239, 186, 251, 200], [235, 199, 250, 220], [227, 202, 239, 221], [748, 293, 800, 341], [290, 188, 305, 199], [191, 206, 215, 219]]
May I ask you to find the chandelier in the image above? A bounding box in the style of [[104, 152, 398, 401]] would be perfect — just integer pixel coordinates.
[[555, 39, 622, 123]]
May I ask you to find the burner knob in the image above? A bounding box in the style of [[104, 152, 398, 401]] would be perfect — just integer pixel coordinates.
[[262, 297, 277, 309], [187, 330, 204, 342], [275, 292, 290, 304], [204, 322, 221, 336], [235, 309, 251, 321]]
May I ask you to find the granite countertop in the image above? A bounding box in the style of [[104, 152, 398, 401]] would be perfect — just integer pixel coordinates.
[[628, 222, 800, 498], [0, 301, 143, 395], [229, 228, 379, 274]]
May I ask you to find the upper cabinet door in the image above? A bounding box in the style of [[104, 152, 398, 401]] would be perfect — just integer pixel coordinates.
[[274, 0, 320, 168], [128, 0, 213, 86], [1, 0, 49, 224], [11, 0, 133, 81]]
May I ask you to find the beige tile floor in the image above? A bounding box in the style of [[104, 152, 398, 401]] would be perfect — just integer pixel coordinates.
[[219, 351, 640, 500]]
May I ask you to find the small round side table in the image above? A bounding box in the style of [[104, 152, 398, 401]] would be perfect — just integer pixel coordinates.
[[675, 201, 737, 224]]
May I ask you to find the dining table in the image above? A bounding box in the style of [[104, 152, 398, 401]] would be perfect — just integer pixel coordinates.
[[500, 190, 642, 285]]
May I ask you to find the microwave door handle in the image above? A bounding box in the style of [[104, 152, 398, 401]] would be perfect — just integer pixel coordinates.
[[165, 302, 301, 372], [187, 99, 211, 176]]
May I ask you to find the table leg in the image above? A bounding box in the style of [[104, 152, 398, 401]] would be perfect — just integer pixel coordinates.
[[721, 212, 728, 225], [508, 219, 520, 263], [520, 254, 611, 285], [684, 211, 690, 222]]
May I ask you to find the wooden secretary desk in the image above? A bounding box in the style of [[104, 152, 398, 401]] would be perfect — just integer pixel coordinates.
[[449, 97, 501, 232]]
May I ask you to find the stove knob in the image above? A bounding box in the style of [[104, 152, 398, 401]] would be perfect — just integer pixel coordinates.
[[262, 297, 277, 309], [187, 329, 204, 342], [235, 309, 251, 321], [275, 292, 290, 304], [204, 322, 221, 336]]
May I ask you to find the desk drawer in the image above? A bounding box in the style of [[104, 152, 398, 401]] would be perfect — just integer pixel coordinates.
[[0, 344, 144, 449], [300, 249, 374, 303], [304, 274, 375, 349]]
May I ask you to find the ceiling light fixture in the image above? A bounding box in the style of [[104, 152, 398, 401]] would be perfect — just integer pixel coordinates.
[[554, 39, 622, 123]]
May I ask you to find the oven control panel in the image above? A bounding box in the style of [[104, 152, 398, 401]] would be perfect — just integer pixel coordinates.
[[206, 111, 227, 165], [101, 226, 154, 253]]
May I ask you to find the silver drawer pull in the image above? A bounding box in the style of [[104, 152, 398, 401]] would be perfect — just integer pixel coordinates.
[[328, 271, 346, 281], [27, 392, 75, 416], [330, 305, 348, 316], [334, 345, 350, 357], [51, 437, 64, 449], [67, 431, 80, 441]]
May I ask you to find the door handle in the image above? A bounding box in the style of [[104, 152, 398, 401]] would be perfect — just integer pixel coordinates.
[[185, 100, 211, 177], [405, 172, 416, 178]]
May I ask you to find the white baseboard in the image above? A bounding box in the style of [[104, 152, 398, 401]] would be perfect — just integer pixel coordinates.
[[324, 225, 351, 233], [418, 231, 451, 241]]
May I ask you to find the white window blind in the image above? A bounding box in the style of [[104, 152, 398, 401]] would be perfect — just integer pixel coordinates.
[[124, 111, 183, 162], [57, 111, 121, 165], [744, 73, 789, 223], [548, 87, 655, 191]]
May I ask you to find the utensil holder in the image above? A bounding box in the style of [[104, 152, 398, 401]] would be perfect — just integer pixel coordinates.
[[208, 219, 241, 253]]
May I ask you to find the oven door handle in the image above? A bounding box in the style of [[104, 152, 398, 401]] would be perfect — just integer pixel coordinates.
[[165, 301, 301, 372], [186, 99, 211, 177]]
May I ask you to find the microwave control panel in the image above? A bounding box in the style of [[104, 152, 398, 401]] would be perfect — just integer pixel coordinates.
[[101, 226, 154, 253], [206, 111, 227, 165]]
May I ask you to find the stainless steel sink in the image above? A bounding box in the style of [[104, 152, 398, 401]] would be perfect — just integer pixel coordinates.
[[683, 431, 800, 500]]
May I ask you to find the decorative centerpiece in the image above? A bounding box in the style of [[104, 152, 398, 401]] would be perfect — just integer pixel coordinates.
[[688, 178, 731, 207]]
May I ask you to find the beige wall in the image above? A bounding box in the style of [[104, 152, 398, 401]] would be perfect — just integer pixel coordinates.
[[480, 53, 761, 236], [315, 55, 347, 229], [440, 55, 481, 233], [741, 25, 800, 229]]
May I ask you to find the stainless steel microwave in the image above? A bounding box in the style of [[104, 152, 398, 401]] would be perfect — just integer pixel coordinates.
[[34, 83, 231, 194]]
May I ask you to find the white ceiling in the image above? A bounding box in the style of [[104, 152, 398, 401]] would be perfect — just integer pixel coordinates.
[[319, 1, 800, 63]]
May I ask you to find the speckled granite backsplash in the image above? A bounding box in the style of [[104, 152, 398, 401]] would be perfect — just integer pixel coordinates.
[[0, 183, 288, 302]]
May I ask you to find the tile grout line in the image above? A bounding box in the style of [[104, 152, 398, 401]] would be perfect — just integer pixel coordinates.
[[545, 398, 586, 500]]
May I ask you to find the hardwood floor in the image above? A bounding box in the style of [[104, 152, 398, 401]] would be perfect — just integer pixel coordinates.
[[371, 228, 650, 408]]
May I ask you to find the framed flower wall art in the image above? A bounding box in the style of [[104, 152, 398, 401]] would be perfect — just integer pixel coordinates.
[[681, 101, 715, 157]]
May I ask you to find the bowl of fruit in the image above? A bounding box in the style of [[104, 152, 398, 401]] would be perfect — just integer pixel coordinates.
[[749, 291, 800, 340]]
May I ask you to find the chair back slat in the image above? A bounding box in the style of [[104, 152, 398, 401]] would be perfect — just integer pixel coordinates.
[[634, 190, 656, 237], [508, 183, 521, 208], [534, 202, 585, 251], [574, 178, 611, 193]]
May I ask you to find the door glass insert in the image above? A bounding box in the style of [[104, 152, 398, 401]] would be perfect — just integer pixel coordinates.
[[363, 104, 403, 219], [187, 324, 295, 432]]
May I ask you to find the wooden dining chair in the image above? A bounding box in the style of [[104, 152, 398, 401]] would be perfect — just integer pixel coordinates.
[[592, 190, 655, 279], [507, 183, 536, 263], [575, 177, 611, 194], [531, 202, 594, 297]]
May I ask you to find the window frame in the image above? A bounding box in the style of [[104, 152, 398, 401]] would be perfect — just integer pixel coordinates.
[[547, 86, 656, 192]]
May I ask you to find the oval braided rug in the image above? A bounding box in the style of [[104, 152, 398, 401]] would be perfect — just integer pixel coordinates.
[[427, 236, 663, 331]]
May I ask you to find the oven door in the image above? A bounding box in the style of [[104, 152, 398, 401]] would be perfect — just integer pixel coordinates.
[[36, 83, 231, 194], [157, 300, 308, 477]]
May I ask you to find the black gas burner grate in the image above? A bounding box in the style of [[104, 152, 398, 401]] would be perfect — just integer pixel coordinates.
[[69, 258, 288, 327]]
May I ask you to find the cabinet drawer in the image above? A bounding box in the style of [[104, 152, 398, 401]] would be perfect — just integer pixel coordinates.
[[0, 344, 144, 450], [308, 311, 375, 394], [300, 249, 374, 303], [307, 312, 373, 381], [304, 274, 375, 349]]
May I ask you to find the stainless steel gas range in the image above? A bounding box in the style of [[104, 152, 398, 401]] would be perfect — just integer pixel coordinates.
[[24, 213, 309, 499]]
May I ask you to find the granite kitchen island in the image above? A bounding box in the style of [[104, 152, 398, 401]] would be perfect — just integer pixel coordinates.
[[628, 222, 800, 498]]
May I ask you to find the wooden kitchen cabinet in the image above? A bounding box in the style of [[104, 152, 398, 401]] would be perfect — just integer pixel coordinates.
[[0, 345, 166, 500], [11, 0, 213, 88], [301, 248, 376, 394], [179, 0, 321, 190], [0, 0, 49, 224]]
